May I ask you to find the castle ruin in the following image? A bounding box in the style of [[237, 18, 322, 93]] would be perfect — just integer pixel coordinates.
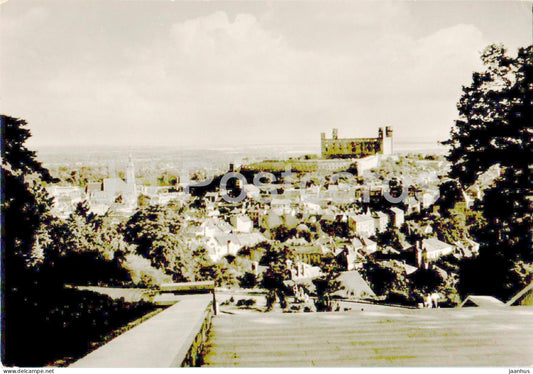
[[320, 127, 393, 159]]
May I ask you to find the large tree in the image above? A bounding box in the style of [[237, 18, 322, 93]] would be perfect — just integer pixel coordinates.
[[444, 45, 533, 299], [446, 44, 531, 186], [2, 115, 56, 271], [2, 115, 55, 364], [1, 116, 153, 366]]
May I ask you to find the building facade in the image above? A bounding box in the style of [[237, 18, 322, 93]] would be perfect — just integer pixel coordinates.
[[321, 127, 393, 159]]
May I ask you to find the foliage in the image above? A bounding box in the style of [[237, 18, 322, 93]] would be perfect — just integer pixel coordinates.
[[2, 115, 56, 273], [1, 115, 158, 366], [239, 272, 258, 289], [210, 262, 238, 288], [237, 242, 267, 262], [272, 226, 297, 242], [376, 228, 407, 249], [123, 205, 182, 270], [260, 246, 293, 310], [236, 298, 257, 308], [445, 44, 526, 186], [445, 44, 533, 298], [39, 201, 132, 286], [432, 211, 468, 244], [410, 268, 445, 295], [312, 254, 342, 312], [137, 194, 151, 207], [122, 254, 172, 287], [458, 254, 532, 301], [50, 166, 107, 188], [319, 219, 350, 238], [3, 287, 155, 367], [361, 258, 409, 298], [438, 180, 463, 216]]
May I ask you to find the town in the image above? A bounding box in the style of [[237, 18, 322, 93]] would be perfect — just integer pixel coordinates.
[[43, 127, 491, 311]]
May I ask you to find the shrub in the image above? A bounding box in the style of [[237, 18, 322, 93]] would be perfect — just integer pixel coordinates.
[[239, 272, 258, 289], [236, 298, 256, 308], [122, 254, 172, 287]]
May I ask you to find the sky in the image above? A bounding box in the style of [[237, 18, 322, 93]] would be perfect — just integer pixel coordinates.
[[0, 0, 531, 150]]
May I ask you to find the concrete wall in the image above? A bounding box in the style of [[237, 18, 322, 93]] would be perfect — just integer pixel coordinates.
[[70, 294, 214, 368]]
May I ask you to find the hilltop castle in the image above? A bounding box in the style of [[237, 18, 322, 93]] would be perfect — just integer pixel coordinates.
[[321, 127, 393, 159]]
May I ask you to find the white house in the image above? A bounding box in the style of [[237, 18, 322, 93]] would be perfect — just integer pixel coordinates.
[[420, 238, 454, 263], [421, 189, 440, 209], [200, 218, 233, 237], [289, 260, 322, 280], [389, 207, 405, 228], [205, 232, 267, 261], [230, 215, 253, 233], [301, 200, 321, 215], [360, 236, 378, 254], [373, 211, 389, 233], [270, 198, 292, 215], [348, 214, 376, 237]]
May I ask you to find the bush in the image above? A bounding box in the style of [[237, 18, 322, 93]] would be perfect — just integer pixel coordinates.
[[122, 254, 172, 287], [3, 287, 156, 367], [386, 290, 414, 306], [239, 272, 258, 289], [236, 298, 256, 308]]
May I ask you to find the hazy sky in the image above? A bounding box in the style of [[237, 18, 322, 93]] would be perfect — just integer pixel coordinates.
[[1, 0, 531, 149]]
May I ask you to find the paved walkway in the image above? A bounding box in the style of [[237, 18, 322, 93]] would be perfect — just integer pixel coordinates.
[[203, 306, 533, 367]]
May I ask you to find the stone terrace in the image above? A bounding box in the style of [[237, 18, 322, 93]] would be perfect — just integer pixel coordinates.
[[202, 306, 533, 367]]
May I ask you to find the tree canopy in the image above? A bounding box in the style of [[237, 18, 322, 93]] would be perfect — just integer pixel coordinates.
[[444, 45, 533, 300], [445, 45, 532, 187]]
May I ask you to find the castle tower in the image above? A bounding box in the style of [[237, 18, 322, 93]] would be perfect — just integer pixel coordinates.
[[382, 126, 393, 155]]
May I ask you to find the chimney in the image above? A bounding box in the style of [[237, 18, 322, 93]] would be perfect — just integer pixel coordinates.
[[332, 128, 339, 140]]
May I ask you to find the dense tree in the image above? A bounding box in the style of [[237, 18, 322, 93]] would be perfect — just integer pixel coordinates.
[[2, 116, 56, 271], [1, 116, 155, 366], [437, 180, 463, 217], [123, 205, 219, 283], [312, 254, 342, 312], [446, 45, 524, 185], [376, 227, 407, 249], [123, 205, 182, 268], [444, 45, 533, 300], [432, 211, 468, 244], [260, 245, 294, 310], [40, 201, 131, 286], [361, 258, 409, 300], [239, 272, 258, 289], [2, 115, 58, 364], [410, 268, 445, 295]]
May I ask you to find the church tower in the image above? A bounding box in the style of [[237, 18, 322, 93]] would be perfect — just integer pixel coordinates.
[[126, 156, 135, 186], [125, 156, 137, 206]]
